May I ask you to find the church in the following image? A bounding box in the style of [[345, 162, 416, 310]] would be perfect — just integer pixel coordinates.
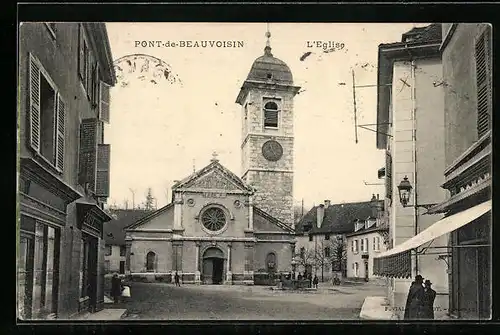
[[124, 32, 301, 285]]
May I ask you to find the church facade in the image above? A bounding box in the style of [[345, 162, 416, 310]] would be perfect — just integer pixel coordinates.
[[125, 35, 300, 285]]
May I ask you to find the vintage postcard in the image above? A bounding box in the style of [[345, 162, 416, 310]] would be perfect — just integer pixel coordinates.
[[17, 21, 492, 322]]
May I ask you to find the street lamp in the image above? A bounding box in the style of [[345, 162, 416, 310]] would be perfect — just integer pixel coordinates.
[[397, 175, 437, 210]]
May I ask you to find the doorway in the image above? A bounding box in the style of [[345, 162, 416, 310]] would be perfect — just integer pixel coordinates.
[[212, 258, 224, 285], [202, 247, 225, 285], [364, 261, 369, 281]]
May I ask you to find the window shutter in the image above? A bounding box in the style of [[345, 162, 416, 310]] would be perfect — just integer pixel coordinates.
[[28, 53, 41, 152], [385, 153, 392, 199], [55, 94, 66, 172], [87, 53, 94, 100], [264, 109, 278, 127], [78, 24, 85, 80], [475, 28, 492, 138], [93, 64, 100, 108], [95, 144, 110, 197], [99, 81, 111, 123], [78, 118, 98, 191]]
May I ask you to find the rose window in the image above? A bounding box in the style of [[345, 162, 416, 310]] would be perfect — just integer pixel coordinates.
[[201, 207, 226, 232]]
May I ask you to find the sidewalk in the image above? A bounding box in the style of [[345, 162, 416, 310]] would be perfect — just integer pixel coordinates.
[[359, 296, 395, 320], [75, 308, 127, 321]]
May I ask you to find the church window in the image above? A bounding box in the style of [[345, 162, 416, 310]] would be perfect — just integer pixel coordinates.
[[266, 252, 277, 273], [201, 207, 227, 232], [264, 101, 279, 128], [146, 251, 156, 272]]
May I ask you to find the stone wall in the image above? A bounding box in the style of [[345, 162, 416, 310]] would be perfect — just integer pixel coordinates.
[[247, 171, 294, 226]]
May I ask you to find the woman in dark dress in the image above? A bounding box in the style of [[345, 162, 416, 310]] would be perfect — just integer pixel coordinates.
[[111, 273, 122, 304], [404, 275, 425, 319], [420, 280, 437, 319]]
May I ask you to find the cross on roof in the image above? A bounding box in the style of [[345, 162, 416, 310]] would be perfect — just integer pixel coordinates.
[[211, 151, 219, 162]]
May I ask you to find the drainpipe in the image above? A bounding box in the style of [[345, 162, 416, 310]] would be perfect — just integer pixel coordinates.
[[410, 57, 419, 277]]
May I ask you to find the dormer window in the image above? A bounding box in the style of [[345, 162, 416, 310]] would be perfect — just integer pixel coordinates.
[[264, 101, 279, 128]]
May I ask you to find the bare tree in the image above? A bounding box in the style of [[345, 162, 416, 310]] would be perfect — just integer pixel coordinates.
[[313, 236, 347, 282], [296, 246, 316, 277]]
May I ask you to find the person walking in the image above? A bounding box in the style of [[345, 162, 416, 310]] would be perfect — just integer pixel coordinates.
[[420, 280, 437, 319], [313, 275, 319, 289], [404, 275, 425, 320], [111, 273, 122, 304], [174, 271, 181, 287]]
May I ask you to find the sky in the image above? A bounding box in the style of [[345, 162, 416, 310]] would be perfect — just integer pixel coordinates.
[[104, 22, 429, 210]]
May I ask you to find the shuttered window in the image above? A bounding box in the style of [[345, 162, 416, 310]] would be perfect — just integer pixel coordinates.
[[28, 53, 65, 173], [475, 27, 492, 138], [99, 81, 111, 123], [95, 144, 111, 197], [264, 101, 279, 128], [385, 153, 393, 199], [78, 118, 98, 191], [78, 24, 86, 81]]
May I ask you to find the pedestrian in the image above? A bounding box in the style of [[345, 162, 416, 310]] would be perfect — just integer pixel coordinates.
[[313, 275, 319, 289], [420, 280, 437, 319], [111, 273, 122, 304], [298, 273, 303, 281], [175, 271, 181, 287], [308, 273, 312, 288], [404, 275, 425, 320]]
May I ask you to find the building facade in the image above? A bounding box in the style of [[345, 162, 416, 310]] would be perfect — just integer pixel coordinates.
[[372, 24, 450, 319], [104, 209, 150, 274], [124, 35, 297, 285], [428, 23, 492, 319], [295, 196, 383, 282], [345, 216, 388, 280], [18, 23, 115, 319]]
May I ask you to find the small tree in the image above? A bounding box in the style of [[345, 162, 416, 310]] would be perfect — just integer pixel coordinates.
[[144, 187, 155, 211], [329, 236, 347, 278]]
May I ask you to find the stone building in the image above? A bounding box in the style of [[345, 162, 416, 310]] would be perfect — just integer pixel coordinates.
[[295, 196, 383, 282], [103, 209, 150, 274], [345, 196, 388, 281], [124, 33, 298, 285], [371, 23, 452, 320], [18, 23, 115, 319], [425, 23, 492, 319]]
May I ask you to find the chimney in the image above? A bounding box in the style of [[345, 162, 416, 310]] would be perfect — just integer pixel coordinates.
[[324, 200, 331, 208], [317, 204, 325, 229], [370, 194, 380, 218]]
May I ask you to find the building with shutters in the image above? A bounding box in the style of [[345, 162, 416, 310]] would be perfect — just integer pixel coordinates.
[[18, 23, 115, 319], [370, 23, 451, 319], [345, 197, 388, 281], [294, 196, 384, 282], [423, 23, 492, 320], [123, 32, 298, 286], [372, 23, 492, 320]]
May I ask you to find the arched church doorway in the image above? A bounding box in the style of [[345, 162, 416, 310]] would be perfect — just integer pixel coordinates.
[[202, 247, 225, 285]]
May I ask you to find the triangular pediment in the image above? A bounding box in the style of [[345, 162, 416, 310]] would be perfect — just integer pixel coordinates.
[[173, 160, 253, 193]]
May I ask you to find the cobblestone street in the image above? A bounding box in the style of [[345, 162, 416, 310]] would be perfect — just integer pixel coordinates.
[[113, 281, 386, 320]]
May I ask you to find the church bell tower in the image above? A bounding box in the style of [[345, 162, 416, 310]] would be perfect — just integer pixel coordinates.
[[235, 28, 301, 227]]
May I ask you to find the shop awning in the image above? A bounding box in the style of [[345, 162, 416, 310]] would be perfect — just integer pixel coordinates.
[[373, 200, 491, 277]]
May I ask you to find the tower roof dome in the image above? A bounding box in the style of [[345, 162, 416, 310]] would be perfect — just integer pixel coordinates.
[[245, 29, 294, 85], [246, 51, 294, 85]]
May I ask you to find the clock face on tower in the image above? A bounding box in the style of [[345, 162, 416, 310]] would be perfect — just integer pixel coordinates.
[[262, 140, 283, 162]]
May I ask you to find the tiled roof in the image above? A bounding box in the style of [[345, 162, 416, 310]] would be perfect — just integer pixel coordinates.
[[104, 209, 151, 245], [401, 23, 442, 43], [296, 201, 376, 235]]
